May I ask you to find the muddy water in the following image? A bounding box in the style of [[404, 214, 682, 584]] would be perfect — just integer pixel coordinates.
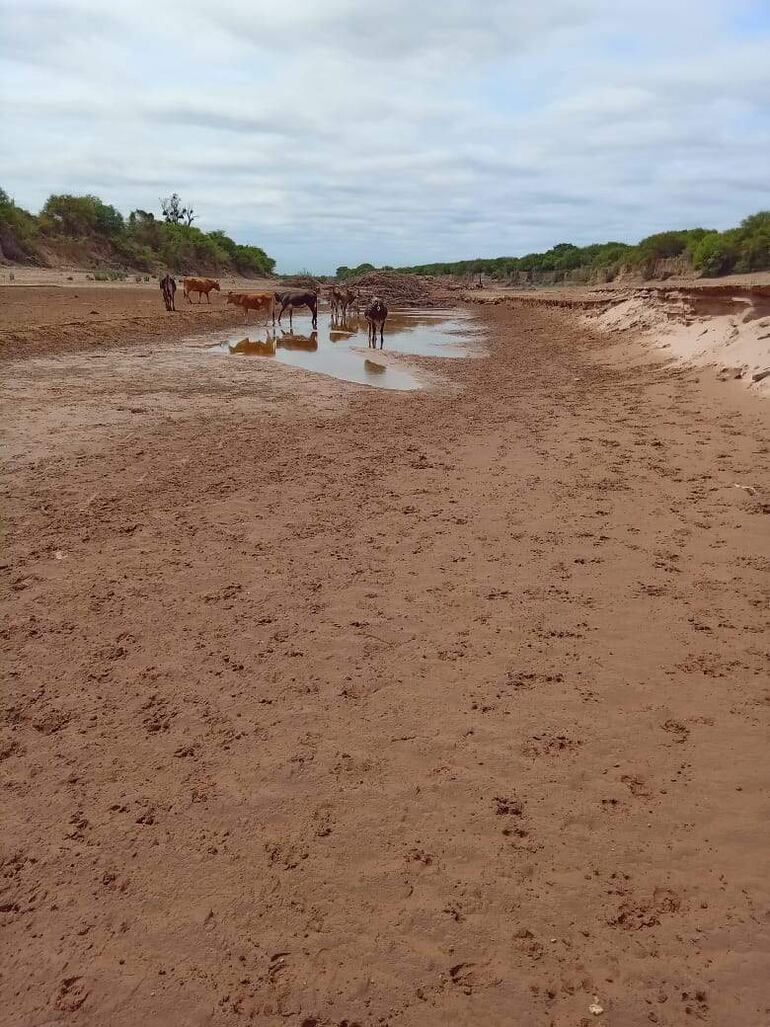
[[208, 308, 483, 390]]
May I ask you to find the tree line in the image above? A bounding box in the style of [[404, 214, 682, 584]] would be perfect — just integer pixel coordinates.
[[0, 189, 275, 276], [336, 211, 770, 282]]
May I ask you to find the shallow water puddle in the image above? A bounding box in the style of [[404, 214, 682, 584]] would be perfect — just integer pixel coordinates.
[[207, 308, 482, 390]]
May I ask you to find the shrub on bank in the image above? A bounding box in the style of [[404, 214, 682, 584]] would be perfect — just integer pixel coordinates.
[[0, 187, 276, 277], [0, 188, 40, 261], [384, 211, 770, 283]]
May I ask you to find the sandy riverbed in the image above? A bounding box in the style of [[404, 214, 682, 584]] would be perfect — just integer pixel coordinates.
[[1, 285, 769, 1026]]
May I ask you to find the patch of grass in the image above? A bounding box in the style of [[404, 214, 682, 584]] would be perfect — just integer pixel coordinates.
[[92, 271, 126, 282]]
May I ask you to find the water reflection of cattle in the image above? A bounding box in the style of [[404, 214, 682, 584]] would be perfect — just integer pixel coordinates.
[[228, 336, 276, 357], [183, 277, 220, 303], [364, 297, 388, 348], [159, 274, 176, 311], [276, 330, 318, 352], [275, 290, 318, 330], [329, 325, 356, 341], [227, 291, 275, 323]]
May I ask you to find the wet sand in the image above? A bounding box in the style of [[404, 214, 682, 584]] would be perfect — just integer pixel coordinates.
[[1, 290, 769, 1026]]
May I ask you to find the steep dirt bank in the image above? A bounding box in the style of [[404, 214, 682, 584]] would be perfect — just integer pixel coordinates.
[[463, 276, 770, 395], [2, 300, 768, 1026]]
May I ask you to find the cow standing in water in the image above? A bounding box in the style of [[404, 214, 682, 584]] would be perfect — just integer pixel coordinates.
[[275, 290, 318, 330], [160, 274, 176, 311], [364, 297, 388, 348]]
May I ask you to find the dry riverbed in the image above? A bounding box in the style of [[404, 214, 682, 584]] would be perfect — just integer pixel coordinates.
[[1, 285, 769, 1026]]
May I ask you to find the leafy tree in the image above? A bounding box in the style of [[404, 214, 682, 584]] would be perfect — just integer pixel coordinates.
[[41, 194, 124, 236], [337, 262, 375, 281]]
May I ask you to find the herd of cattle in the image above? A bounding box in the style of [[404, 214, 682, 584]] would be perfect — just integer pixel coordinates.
[[159, 275, 388, 347]]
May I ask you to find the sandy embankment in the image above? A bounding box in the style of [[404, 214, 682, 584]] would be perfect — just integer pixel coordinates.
[[588, 285, 770, 391], [463, 274, 770, 396]]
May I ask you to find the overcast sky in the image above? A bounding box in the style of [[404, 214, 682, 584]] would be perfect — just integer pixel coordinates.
[[2, 1, 769, 273]]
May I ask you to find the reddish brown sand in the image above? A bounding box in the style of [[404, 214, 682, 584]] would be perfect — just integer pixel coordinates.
[[1, 287, 769, 1026]]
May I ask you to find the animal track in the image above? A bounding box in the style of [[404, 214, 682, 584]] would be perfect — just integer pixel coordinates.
[[610, 887, 683, 930], [662, 719, 690, 743], [523, 734, 582, 758], [504, 670, 563, 691]]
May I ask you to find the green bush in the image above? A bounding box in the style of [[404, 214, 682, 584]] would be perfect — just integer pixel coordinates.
[[0, 188, 39, 257], [394, 217, 770, 282], [336, 262, 375, 281], [734, 212, 770, 272], [691, 234, 733, 276], [0, 187, 276, 277], [41, 193, 124, 237]]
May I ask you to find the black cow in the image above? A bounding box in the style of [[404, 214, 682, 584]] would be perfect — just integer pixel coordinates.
[[364, 296, 388, 348], [160, 274, 177, 312], [275, 290, 318, 330]]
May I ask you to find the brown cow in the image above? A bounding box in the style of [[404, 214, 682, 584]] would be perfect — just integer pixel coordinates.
[[226, 291, 275, 323], [328, 285, 357, 320], [183, 277, 221, 303], [328, 285, 345, 318], [341, 287, 357, 319]]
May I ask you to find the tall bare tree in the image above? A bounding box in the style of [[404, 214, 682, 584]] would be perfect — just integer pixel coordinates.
[[160, 193, 196, 226]]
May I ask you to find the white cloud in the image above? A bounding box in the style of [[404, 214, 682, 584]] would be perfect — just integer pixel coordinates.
[[1, 0, 769, 271]]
